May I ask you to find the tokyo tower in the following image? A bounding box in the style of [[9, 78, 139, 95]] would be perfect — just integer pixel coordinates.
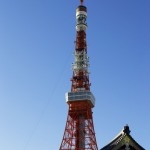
[[60, 0, 98, 149]]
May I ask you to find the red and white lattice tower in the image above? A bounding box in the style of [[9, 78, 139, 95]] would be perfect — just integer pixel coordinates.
[[60, 1, 98, 149]]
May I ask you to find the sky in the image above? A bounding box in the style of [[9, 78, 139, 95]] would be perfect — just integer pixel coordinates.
[[0, 0, 150, 150]]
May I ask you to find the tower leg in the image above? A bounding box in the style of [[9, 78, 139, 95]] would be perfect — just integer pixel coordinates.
[[76, 114, 85, 149], [60, 102, 98, 150]]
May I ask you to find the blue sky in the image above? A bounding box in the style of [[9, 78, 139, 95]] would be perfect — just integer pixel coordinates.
[[0, 0, 150, 150]]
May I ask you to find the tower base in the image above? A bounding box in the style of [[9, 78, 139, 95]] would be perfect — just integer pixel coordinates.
[[60, 101, 98, 150]]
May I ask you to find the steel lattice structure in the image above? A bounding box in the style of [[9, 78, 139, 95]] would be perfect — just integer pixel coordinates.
[[60, 1, 98, 149]]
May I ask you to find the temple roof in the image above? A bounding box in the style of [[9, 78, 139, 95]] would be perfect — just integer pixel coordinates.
[[100, 125, 145, 150]]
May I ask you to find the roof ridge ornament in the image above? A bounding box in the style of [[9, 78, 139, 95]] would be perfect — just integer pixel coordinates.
[[123, 124, 131, 135]]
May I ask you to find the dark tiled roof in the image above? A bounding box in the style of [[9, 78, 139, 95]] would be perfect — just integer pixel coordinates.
[[100, 125, 145, 150]]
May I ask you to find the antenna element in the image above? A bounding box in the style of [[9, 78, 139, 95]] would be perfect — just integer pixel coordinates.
[[80, 0, 84, 5]]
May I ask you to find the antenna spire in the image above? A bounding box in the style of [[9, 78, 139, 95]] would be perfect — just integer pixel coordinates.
[[80, 0, 84, 5]]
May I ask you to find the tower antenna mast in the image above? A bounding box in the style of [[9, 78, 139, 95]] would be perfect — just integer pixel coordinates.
[[60, 1, 98, 149], [80, 0, 84, 5]]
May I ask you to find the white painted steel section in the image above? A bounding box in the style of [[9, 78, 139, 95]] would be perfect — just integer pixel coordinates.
[[65, 91, 95, 107], [76, 24, 87, 31], [76, 10, 87, 31], [72, 50, 89, 73], [76, 11, 87, 17]]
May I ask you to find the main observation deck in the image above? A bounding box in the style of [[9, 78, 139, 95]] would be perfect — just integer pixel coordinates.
[[66, 91, 95, 107]]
